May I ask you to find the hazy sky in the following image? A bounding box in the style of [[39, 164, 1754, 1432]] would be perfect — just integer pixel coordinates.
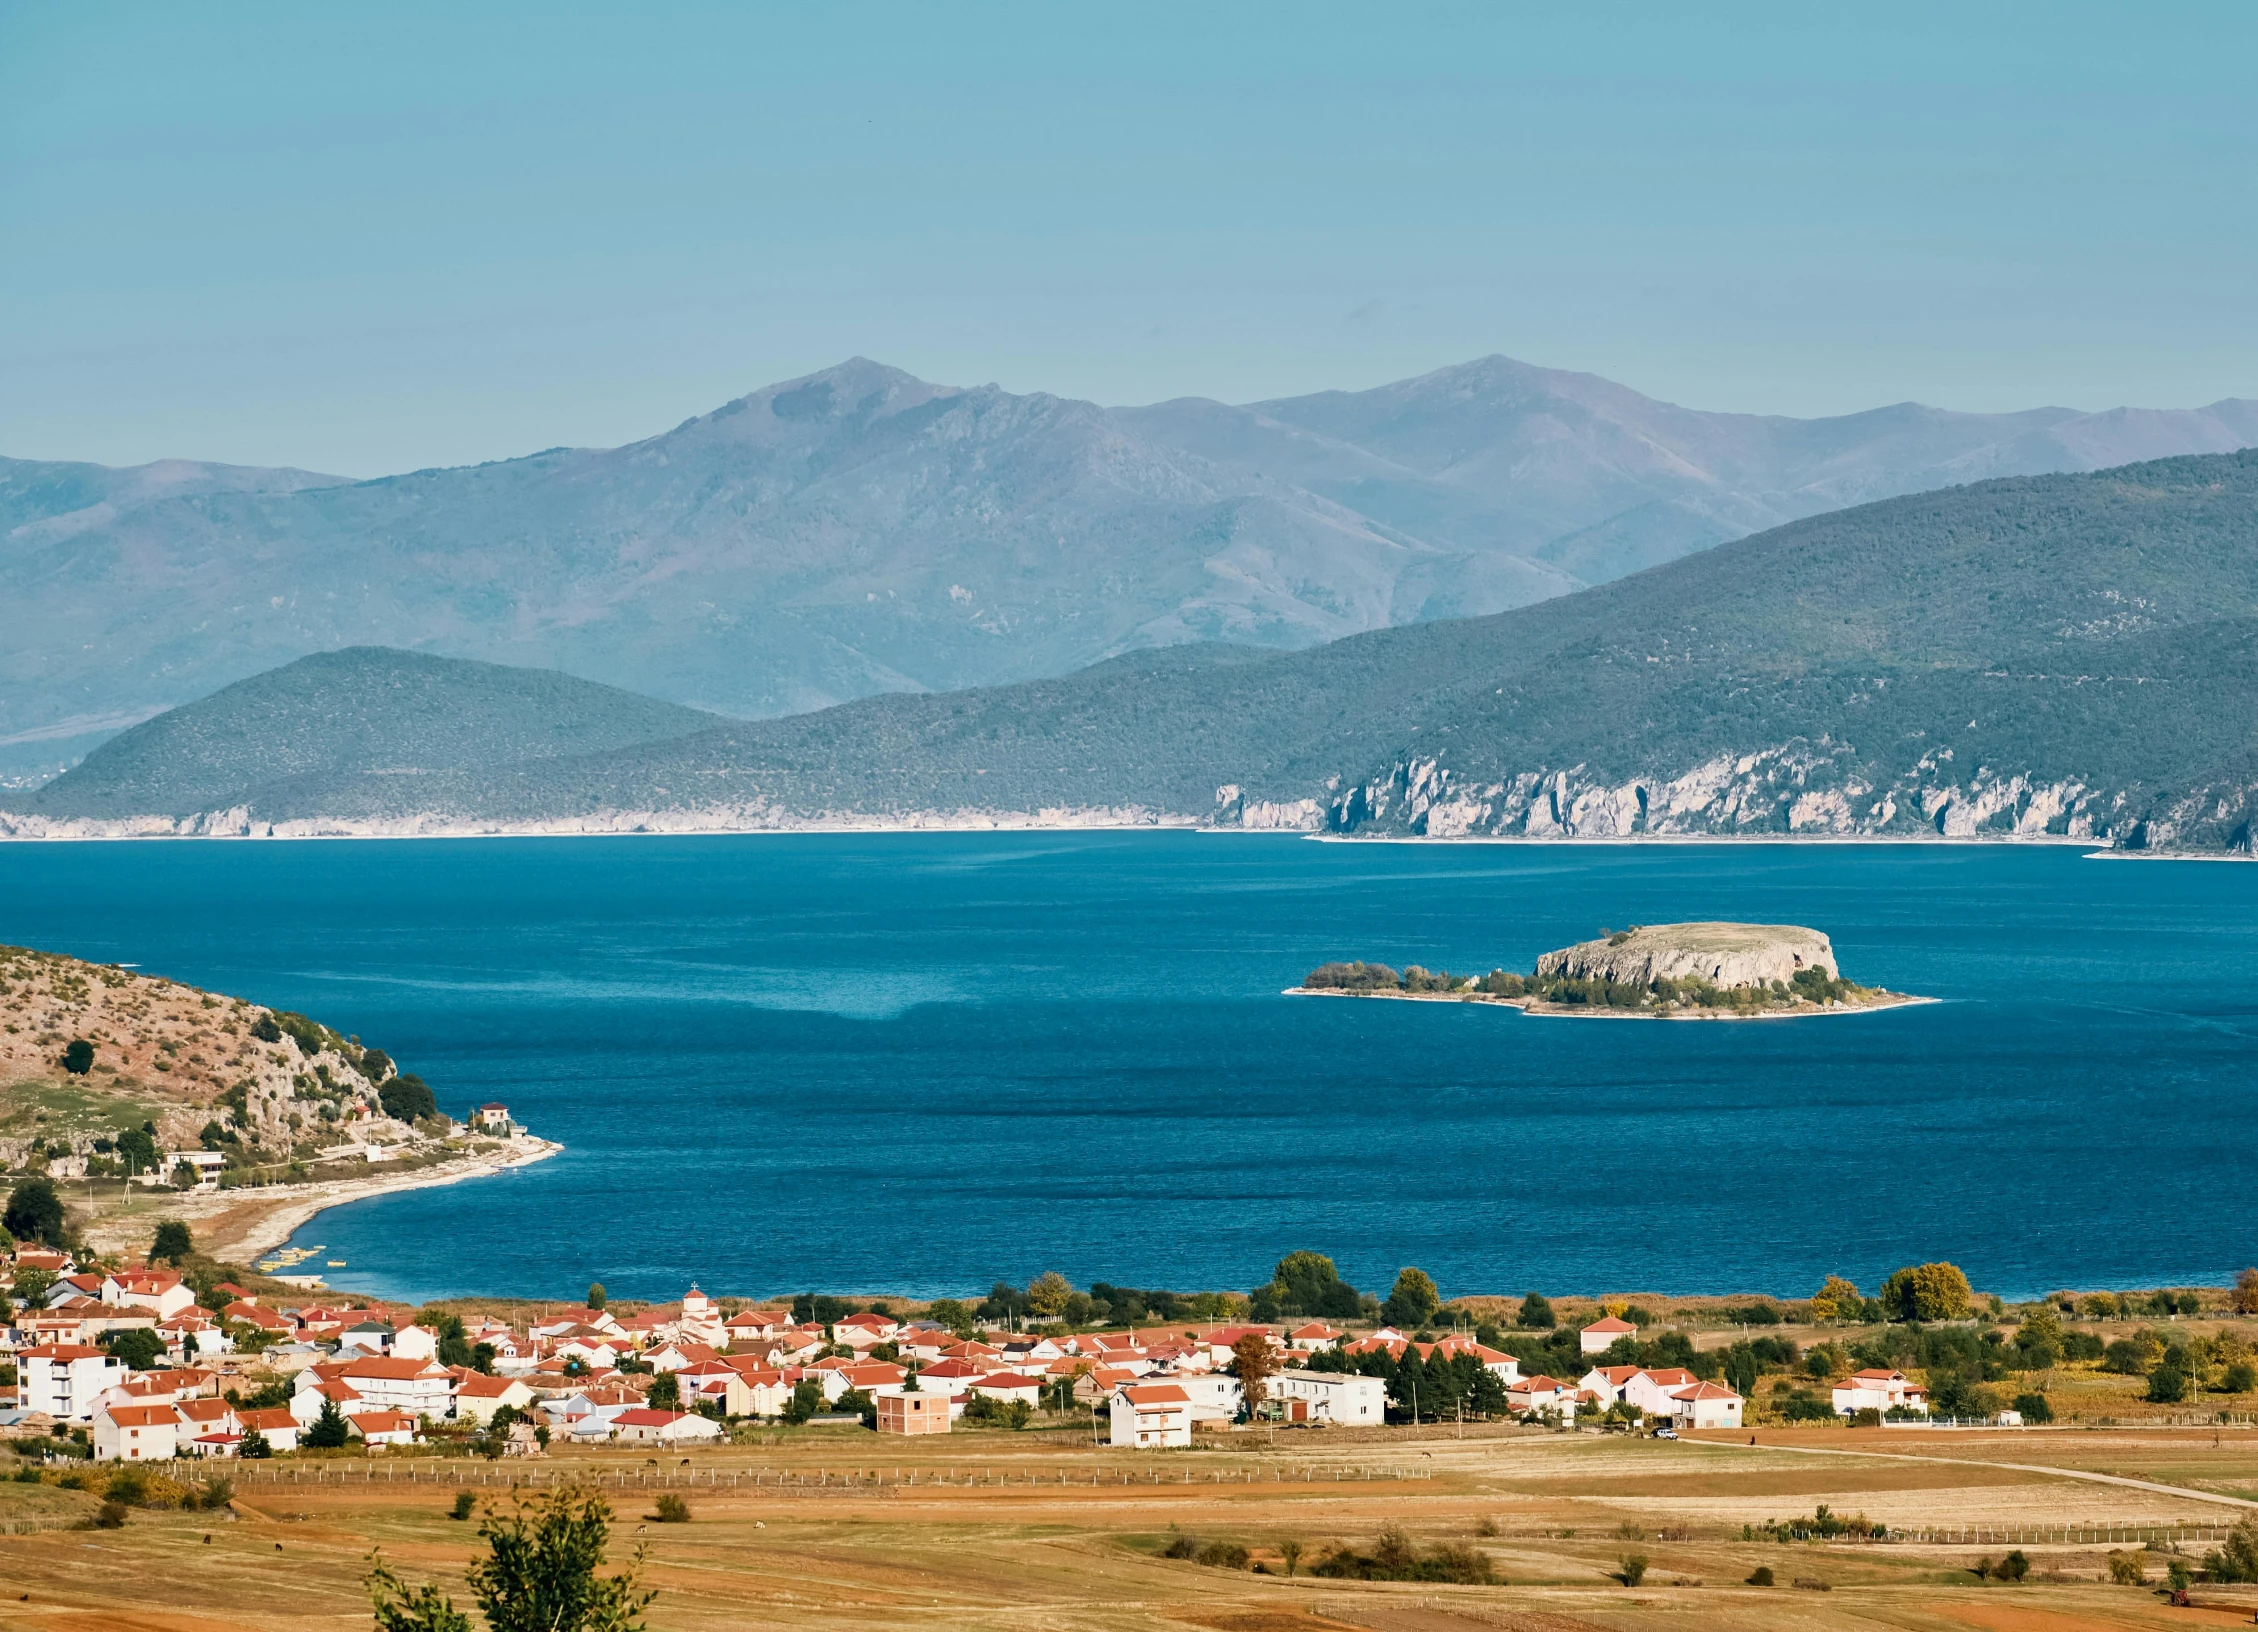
[[5, 3, 2254, 475]]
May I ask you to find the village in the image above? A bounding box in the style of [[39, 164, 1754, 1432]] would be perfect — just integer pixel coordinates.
[[0, 1233, 2018, 1467]]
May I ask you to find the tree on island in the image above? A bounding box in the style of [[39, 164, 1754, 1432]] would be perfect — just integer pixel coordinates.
[[587, 1283, 606, 1312], [1516, 1291, 1555, 1330], [150, 1220, 193, 1265], [1382, 1268, 1441, 1329], [368, 1481, 654, 1632], [62, 1038, 94, 1075], [379, 1073, 437, 1125], [4, 1176, 67, 1247]]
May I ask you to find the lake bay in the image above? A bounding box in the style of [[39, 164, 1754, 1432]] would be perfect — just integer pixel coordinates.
[[1, 834, 2251, 1306]]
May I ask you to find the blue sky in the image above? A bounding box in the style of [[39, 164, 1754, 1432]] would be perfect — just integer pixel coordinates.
[[3, 2, 2254, 475]]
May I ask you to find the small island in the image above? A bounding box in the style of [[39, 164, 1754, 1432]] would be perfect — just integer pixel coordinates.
[[1288, 921, 1929, 1020]]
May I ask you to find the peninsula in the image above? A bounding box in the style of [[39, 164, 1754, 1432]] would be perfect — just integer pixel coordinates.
[[0, 943, 554, 1259], [1291, 921, 1927, 1019]]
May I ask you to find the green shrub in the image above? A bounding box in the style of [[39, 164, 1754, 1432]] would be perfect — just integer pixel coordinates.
[[94, 1500, 128, 1529], [2225, 1363, 2257, 1394], [1620, 1554, 1648, 1586], [451, 1491, 476, 1521], [653, 1494, 690, 1524], [2011, 1392, 2052, 1423], [1747, 1565, 1774, 1586]]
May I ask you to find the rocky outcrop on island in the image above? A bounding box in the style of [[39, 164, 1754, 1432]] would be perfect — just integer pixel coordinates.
[[1294, 922, 1920, 1019], [1535, 923, 1838, 990]]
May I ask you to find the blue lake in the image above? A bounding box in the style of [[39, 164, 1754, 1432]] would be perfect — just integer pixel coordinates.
[[2, 834, 2252, 1307]]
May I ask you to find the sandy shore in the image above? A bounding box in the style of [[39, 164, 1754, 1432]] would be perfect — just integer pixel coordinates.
[[1284, 986, 1937, 1020], [79, 1138, 562, 1262]]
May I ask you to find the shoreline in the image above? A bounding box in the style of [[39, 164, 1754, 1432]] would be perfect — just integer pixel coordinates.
[[0, 812, 2225, 855], [1284, 986, 1938, 1021], [80, 1137, 563, 1264]]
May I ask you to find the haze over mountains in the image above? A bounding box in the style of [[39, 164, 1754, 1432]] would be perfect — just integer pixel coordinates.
[[5, 356, 2256, 784], [21, 450, 2258, 852]]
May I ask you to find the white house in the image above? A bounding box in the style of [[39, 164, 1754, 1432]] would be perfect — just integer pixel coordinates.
[[94, 1403, 181, 1462], [1578, 1364, 1643, 1405], [1287, 1323, 1345, 1352], [1110, 1383, 1191, 1448], [350, 1409, 421, 1447], [1668, 1381, 1744, 1429], [1621, 1368, 1702, 1418], [969, 1372, 1046, 1408], [300, 1355, 453, 1417], [1506, 1374, 1578, 1419], [19, 1344, 126, 1421], [1831, 1368, 1929, 1416], [1269, 1371, 1384, 1425], [1164, 1371, 1244, 1424], [1579, 1315, 1638, 1356], [237, 1407, 301, 1451], [607, 1408, 723, 1445], [102, 1269, 198, 1321], [453, 1374, 536, 1424]]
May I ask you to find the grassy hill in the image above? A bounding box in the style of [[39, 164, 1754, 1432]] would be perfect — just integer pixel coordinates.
[[16, 449, 2258, 849]]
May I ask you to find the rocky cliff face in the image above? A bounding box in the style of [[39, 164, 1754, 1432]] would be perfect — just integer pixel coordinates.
[[1256, 743, 2220, 847], [1536, 923, 1838, 988]]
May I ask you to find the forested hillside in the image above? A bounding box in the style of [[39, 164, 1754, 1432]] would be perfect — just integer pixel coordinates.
[[15, 450, 2258, 850]]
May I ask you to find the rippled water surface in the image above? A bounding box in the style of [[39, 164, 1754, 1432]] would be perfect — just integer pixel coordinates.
[[3, 834, 2251, 1305]]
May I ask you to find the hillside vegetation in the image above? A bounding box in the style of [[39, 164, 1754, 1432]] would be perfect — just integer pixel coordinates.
[[0, 945, 435, 1181], [14, 449, 2258, 849], [5, 355, 2253, 782]]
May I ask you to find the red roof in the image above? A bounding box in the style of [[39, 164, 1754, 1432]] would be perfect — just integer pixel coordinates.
[[612, 1408, 689, 1427], [1121, 1384, 1188, 1405], [1584, 1315, 1636, 1333], [103, 1404, 179, 1427]]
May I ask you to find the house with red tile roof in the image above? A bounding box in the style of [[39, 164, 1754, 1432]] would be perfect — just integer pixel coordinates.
[[94, 1402, 181, 1462], [1109, 1383, 1190, 1448], [1579, 1315, 1638, 1355]]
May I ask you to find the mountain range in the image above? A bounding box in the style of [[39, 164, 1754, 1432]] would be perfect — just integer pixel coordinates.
[[18, 448, 2258, 852], [5, 355, 2255, 784]]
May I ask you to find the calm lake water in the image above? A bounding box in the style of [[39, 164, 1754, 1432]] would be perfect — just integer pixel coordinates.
[[1, 834, 2252, 1306]]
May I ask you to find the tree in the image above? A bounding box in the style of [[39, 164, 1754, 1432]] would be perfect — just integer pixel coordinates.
[[1267, 1251, 1362, 1319], [1809, 1276, 1861, 1323], [1381, 1268, 1441, 1329], [116, 1126, 158, 1177], [62, 1039, 94, 1076], [2236, 1269, 2258, 1317], [1879, 1262, 1973, 1323], [4, 1176, 66, 1247], [2206, 1517, 2258, 1584], [380, 1074, 437, 1125], [781, 1380, 824, 1425], [1230, 1332, 1278, 1418], [926, 1298, 975, 1337], [433, 1313, 472, 1369], [1516, 1292, 1555, 1330], [101, 1327, 165, 1372], [646, 1372, 681, 1410], [587, 1283, 606, 1311], [2146, 1365, 2187, 1404], [239, 1427, 273, 1460], [150, 1220, 193, 1265], [1025, 1272, 1073, 1318], [304, 1396, 352, 1449], [13, 1266, 57, 1305]]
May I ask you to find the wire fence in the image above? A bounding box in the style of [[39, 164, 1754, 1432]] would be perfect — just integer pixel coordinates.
[[222, 1458, 1436, 1493]]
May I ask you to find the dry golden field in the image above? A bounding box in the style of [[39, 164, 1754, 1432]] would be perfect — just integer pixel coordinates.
[[6, 1421, 2258, 1632]]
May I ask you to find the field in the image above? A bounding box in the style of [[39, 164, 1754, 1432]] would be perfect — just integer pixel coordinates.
[[6, 1422, 2258, 1631]]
